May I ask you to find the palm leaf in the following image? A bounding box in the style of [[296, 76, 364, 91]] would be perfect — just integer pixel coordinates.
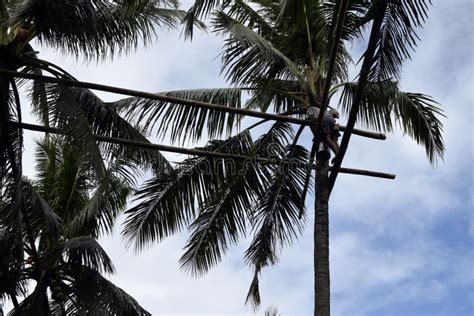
[[0, 81, 21, 191], [115, 87, 244, 145], [52, 237, 115, 275], [244, 144, 308, 309], [338, 80, 445, 162], [179, 146, 265, 276], [8, 0, 184, 60], [65, 173, 131, 239], [366, 0, 432, 80], [64, 84, 170, 172], [323, 0, 370, 41], [65, 267, 150, 315], [244, 79, 305, 113], [177, 121, 296, 277], [394, 91, 444, 163], [122, 131, 255, 252], [22, 179, 63, 241], [182, 0, 220, 39], [213, 10, 305, 86]]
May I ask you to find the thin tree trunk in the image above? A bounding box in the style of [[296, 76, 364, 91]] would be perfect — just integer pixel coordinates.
[[314, 159, 330, 316]]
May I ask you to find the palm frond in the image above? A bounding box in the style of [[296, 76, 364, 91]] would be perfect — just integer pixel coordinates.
[[176, 121, 297, 277], [0, 81, 21, 191], [66, 268, 150, 315], [28, 67, 50, 126], [22, 179, 62, 240], [367, 0, 432, 80], [213, 10, 304, 86], [37, 80, 171, 178], [338, 80, 398, 131], [244, 79, 306, 113], [245, 269, 261, 310], [9, 287, 50, 316], [8, 0, 184, 60], [179, 149, 265, 276], [122, 131, 255, 252], [338, 80, 445, 162], [182, 0, 220, 39], [323, 0, 370, 41], [226, 0, 275, 34], [33, 137, 89, 223], [115, 87, 243, 145], [265, 305, 281, 316], [394, 91, 445, 163], [65, 84, 170, 172], [53, 237, 115, 275], [65, 173, 131, 239], [33, 135, 133, 239], [40, 83, 108, 180], [244, 144, 308, 309]]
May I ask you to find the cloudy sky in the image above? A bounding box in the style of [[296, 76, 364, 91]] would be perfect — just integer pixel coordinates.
[[11, 1, 474, 315]]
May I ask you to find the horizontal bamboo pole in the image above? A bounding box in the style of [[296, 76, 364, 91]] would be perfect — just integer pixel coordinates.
[[0, 68, 386, 140], [3, 121, 395, 180]]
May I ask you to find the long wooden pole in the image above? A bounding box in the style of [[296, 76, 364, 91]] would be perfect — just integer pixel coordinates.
[[328, 0, 390, 194], [314, 0, 350, 133], [3, 121, 395, 180], [0, 68, 386, 140]]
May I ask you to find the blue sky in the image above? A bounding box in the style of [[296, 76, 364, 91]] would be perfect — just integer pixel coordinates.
[[10, 1, 474, 315]]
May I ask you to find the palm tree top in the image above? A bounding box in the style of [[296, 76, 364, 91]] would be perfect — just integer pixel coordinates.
[[118, 0, 445, 309]]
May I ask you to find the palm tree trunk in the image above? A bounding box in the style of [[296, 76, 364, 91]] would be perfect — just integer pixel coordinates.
[[314, 159, 330, 316]]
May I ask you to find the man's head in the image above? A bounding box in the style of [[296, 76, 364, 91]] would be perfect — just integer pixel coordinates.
[[329, 108, 340, 119]]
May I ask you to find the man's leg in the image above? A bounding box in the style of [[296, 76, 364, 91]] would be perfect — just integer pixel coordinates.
[[326, 135, 340, 164], [326, 135, 339, 155], [309, 117, 317, 138]]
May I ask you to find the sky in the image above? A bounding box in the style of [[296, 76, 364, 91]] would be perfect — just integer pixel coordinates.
[[6, 1, 474, 315]]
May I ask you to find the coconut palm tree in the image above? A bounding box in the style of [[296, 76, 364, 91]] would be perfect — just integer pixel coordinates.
[[0, 0, 185, 298], [117, 0, 445, 315], [0, 136, 150, 315], [0, 2, 193, 313]]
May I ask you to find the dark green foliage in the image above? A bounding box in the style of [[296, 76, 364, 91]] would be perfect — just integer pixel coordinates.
[[338, 80, 445, 162], [1, 138, 150, 315], [8, 0, 185, 60], [123, 130, 258, 251], [66, 268, 151, 315]]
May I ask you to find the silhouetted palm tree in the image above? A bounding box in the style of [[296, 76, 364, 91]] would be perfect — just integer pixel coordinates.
[[118, 1, 445, 314], [0, 1, 188, 313], [1, 137, 150, 315], [0, 0, 183, 293]]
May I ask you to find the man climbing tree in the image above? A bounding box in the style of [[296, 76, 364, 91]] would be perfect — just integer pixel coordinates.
[[307, 106, 341, 162]]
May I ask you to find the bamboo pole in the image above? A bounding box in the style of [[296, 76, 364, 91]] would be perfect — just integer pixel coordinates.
[[3, 121, 395, 180], [328, 0, 390, 194], [0, 68, 386, 140], [315, 0, 350, 132]]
